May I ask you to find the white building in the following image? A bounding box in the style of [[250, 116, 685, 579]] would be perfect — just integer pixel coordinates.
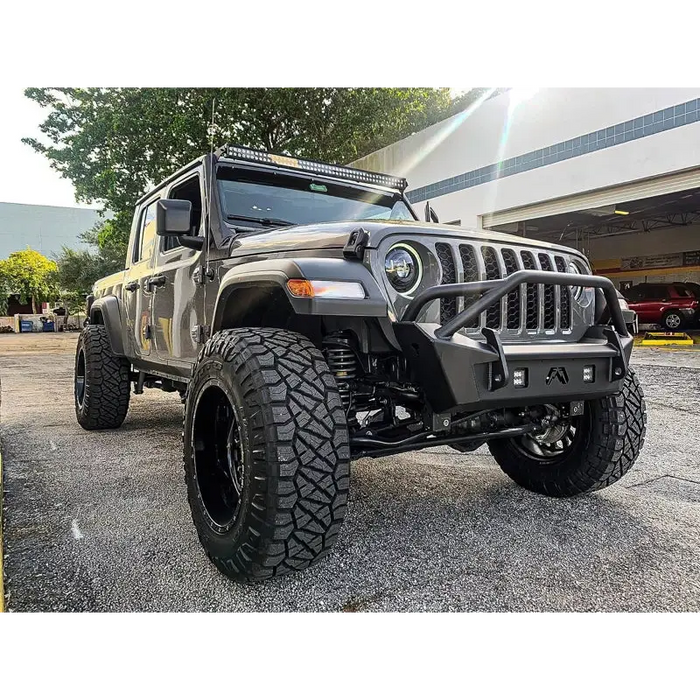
[[0, 202, 101, 260], [351, 88, 700, 288]]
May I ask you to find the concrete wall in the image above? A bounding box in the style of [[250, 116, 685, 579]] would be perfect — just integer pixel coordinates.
[[587, 225, 700, 285], [351, 88, 700, 228], [0, 202, 102, 260]]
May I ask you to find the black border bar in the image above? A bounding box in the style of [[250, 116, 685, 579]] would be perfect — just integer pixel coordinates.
[[401, 270, 628, 340]]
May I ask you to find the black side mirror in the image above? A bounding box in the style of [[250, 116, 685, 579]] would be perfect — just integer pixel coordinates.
[[424, 200, 439, 223], [156, 199, 203, 250]]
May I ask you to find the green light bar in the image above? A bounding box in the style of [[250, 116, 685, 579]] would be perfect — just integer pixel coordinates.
[[219, 145, 408, 192]]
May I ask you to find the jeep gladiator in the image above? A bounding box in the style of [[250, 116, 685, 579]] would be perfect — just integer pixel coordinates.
[[75, 145, 647, 582]]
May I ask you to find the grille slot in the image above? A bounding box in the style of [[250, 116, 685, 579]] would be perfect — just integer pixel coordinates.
[[430, 240, 577, 338], [501, 248, 521, 329], [554, 256, 571, 330], [538, 253, 556, 329], [520, 250, 539, 330], [435, 243, 457, 323], [459, 244, 479, 328], [482, 246, 502, 329]]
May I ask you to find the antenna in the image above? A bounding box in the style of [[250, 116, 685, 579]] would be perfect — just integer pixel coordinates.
[[204, 98, 216, 277]]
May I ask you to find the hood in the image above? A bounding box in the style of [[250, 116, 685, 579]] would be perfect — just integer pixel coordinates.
[[226, 219, 581, 258]]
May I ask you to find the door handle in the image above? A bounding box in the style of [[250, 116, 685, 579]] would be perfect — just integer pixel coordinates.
[[125, 281, 139, 292], [147, 274, 167, 290]]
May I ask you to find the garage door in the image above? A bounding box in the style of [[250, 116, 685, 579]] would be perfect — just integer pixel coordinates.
[[482, 168, 700, 228]]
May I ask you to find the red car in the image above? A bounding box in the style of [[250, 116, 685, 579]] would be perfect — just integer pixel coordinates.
[[624, 283, 699, 330]]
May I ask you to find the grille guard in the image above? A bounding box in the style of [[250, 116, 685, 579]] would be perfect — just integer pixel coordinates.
[[401, 270, 629, 340]]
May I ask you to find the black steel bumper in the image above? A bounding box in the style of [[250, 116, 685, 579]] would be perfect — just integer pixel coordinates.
[[394, 270, 633, 413]]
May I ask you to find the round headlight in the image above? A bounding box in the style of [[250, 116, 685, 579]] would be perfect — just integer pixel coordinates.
[[385, 244, 422, 295], [568, 261, 584, 300]]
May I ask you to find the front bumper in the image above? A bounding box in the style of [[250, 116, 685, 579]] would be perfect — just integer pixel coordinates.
[[394, 270, 632, 413]]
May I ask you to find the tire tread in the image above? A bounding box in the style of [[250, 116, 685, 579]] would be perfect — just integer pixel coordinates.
[[75, 325, 130, 430], [184, 328, 350, 582]]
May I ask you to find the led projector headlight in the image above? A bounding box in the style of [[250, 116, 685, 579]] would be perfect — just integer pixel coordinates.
[[385, 244, 422, 295]]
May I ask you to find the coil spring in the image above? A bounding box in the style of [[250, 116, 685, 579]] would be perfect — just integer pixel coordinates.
[[323, 335, 357, 412]]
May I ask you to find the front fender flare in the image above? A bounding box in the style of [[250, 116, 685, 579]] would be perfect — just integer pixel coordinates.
[[90, 295, 126, 356], [212, 258, 389, 332]]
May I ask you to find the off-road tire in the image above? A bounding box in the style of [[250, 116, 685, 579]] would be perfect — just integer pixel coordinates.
[[488, 368, 646, 497], [74, 324, 131, 430], [661, 310, 684, 331], [183, 328, 350, 582]]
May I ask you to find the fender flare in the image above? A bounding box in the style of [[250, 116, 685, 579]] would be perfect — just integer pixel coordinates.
[[212, 257, 389, 334], [89, 295, 126, 356]]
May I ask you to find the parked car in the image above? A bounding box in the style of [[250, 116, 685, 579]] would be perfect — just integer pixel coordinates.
[[624, 283, 699, 330], [617, 289, 638, 335]]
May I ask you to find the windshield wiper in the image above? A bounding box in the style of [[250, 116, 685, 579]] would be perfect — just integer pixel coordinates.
[[226, 214, 296, 227]]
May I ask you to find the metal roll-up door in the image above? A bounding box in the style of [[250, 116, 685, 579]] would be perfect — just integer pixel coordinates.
[[481, 168, 700, 229]]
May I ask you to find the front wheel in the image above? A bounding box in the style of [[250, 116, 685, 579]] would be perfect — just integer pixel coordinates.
[[488, 368, 646, 497], [661, 310, 684, 331], [183, 328, 350, 582]]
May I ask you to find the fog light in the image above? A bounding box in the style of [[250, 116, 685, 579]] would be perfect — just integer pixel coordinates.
[[513, 368, 528, 387], [583, 365, 595, 383]]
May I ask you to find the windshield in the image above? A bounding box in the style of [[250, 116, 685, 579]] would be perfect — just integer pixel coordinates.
[[217, 167, 414, 228]]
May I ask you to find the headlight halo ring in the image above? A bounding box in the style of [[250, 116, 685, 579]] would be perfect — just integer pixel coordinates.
[[385, 242, 423, 297]]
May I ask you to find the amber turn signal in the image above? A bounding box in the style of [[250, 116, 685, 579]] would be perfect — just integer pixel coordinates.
[[286, 279, 315, 297]]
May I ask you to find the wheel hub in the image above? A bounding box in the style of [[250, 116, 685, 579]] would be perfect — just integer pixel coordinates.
[[192, 384, 245, 530], [533, 422, 570, 445]]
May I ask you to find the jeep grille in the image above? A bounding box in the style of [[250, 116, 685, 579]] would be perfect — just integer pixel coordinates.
[[433, 241, 582, 341]]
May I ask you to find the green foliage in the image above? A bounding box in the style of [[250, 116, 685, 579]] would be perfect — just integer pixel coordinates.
[[25, 87, 503, 290], [55, 218, 128, 305], [0, 248, 59, 314]]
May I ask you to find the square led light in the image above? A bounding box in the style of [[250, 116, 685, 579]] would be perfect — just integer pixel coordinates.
[[513, 368, 528, 387], [583, 365, 595, 383]]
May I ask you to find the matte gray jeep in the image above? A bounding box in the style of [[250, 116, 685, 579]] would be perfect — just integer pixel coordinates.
[[76, 145, 647, 582]]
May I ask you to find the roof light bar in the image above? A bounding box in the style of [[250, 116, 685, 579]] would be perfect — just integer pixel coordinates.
[[218, 145, 408, 192]]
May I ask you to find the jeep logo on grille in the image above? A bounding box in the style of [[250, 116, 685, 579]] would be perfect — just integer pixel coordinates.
[[546, 367, 569, 385]]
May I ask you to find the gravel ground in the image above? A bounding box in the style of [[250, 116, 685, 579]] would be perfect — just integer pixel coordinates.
[[1, 333, 699, 612]]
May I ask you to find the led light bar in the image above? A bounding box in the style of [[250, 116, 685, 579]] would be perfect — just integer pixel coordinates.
[[218, 145, 408, 192]]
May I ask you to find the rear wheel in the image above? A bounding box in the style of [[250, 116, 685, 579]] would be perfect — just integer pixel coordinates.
[[183, 328, 350, 582], [488, 368, 646, 497], [661, 310, 684, 330], [74, 325, 131, 430]]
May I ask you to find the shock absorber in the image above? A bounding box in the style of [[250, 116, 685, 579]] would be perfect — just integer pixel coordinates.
[[323, 332, 357, 412]]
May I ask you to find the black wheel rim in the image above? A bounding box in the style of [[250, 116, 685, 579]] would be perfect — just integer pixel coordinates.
[[511, 414, 587, 465], [75, 349, 86, 408], [192, 385, 244, 530]]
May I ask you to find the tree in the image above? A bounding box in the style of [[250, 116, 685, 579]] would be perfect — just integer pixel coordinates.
[[54, 220, 127, 311], [0, 249, 59, 314], [24, 88, 496, 244]]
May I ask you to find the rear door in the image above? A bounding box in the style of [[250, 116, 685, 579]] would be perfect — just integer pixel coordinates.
[[151, 170, 207, 370], [631, 285, 665, 323], [123, 198, 160, 357]]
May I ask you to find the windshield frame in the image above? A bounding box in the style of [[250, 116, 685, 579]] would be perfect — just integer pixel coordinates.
[[215, 163, 418, 231]]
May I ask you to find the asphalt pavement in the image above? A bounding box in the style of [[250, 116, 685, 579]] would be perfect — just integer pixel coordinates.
[[1, 333, 699, 611]]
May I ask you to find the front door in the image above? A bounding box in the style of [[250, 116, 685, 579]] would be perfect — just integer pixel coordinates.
[[123, 199, 159, 358], [151, 172, 207, 369]]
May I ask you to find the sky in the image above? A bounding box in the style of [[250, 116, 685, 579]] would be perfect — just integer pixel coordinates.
[[0, 88, 474, 211], [0, 88, 88, 209]]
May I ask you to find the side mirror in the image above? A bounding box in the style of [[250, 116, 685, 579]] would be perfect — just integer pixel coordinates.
[[424, 200, 439, 223], [156, 199, 203, 251], [156, 199, 192, 236]]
